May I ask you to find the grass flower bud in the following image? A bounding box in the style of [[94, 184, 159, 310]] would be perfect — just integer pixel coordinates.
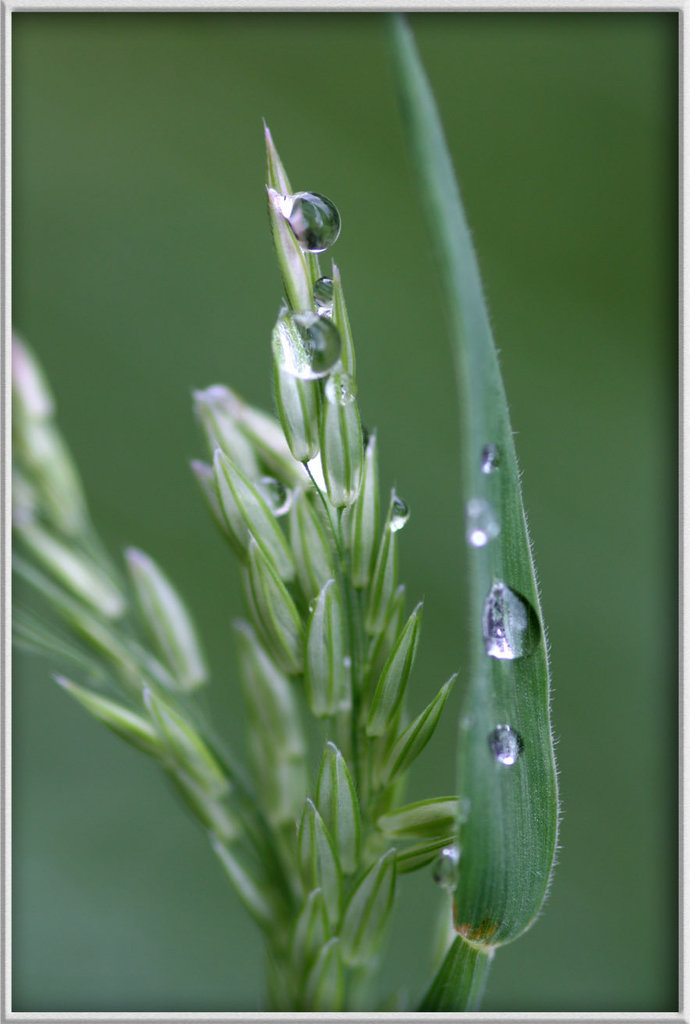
[[193, 385, 260, 479], [316, 742, 360, 875], [125, 547, 208, 691], [304, 938, 344, 1012], [214, 448, 295, 580], [298, 799, 342, 928], [54, 675, 160, 757], [376, 673, 456, 787], [216, 386, 304, 487], [16, 522, 125, 619], [320, 372, 363, 509], [211, 835, 275, 932], [267, 186, 312, 312], [291, 888, 329, 976], [366, 602, 423, 738], [365, 492, 401, 636], [168, 770, 241, 845], [350, 430, 379, 586], [144, 689, 228, 798], [273, 364, 321, 464], [12, 334, 54, 420], [331, 265, 355, 377], [377, 797, 459, 841], [339, 849, 396, 968], [246, 538, 303, 675], [289, 488, 336, 603], [305, 580, 348, 717]]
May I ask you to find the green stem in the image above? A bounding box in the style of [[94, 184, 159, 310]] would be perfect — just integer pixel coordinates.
[[419, 936, 494, 1012]]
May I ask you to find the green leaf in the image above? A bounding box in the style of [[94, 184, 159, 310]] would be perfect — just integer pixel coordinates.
[[246, 538, 303, 675], [390, 13, 558, 948], [419, 935, 494, 1012], [366, 602, 422, 738], [298, 799, 342, 929], [305, 579, 348, 717], [289, 487, 336, 603], [349, 429, 379, 587], [378, 797, 458, 841], [125, 547, 207, 691], [315, 742, 360, 874], [376, 673, 456, 786], [55, 675, 160, 757], [214, 448, 295, 581], [339, 849, 396, 968]]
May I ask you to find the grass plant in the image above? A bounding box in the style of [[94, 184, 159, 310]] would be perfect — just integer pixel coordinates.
[[12, 16, 557, 1012]]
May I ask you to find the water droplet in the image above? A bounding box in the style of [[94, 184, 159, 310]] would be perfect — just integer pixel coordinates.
[[343, 655, 352, 670], [272, 311, 342, 380], [466, 498, 500, 548], [389, 494, 409, 533], [433, 846, 460, 892], [488, 724, 523, 766], [256, 476, 292, 517], [280, 191, 341, 253], [481, 444, 500, 475], [313, 276, 334, 315], [458, 796, 471, 824], [324, 370, 357, 406], [482, 581, 540, 660]]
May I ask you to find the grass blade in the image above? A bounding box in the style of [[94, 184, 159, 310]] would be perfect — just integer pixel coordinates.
[[389, 11, 558, 957]]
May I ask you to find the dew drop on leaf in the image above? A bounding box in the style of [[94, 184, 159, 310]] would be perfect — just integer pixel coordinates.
[[466, 497, 500, 548], [480, 443, 500, 475], [389, 494, 410, 533], [313, 276, 334, 315], [256, 476, 292, 517], [488, 724, 523, 766], [272, 311, 342, 380], [481, 581, 540, 660], [280, 191, 341, 253], [433, 845, 460, 892], [325, 371, 357, 406]]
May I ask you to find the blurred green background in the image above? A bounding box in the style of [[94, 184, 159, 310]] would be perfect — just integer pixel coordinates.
[[12, 12, 677, 1012]]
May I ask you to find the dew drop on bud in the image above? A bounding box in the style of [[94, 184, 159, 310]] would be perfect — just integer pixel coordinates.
[[324, 371, 357, 407], [488, 724, 523, 766], [313, 276, 334, 315], [389, 494, 410, 533], [481, 581, 540, 660], [481, 443, 500, 475], [280, 191, 341, 253], [433, 845, 460, 892], [256, 476, 292, 517], [272, 310, 342, 381], [466, 497, 500, 548]]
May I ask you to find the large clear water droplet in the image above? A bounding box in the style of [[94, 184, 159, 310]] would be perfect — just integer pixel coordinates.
[[433, 845, 460, 892], [272, 311, 342, 380], [389, 494, 410, 533], [488, 724, 523, 766], [256, 476, 292, 517], [482, 581, 540, 660], [325, 370, 357, 406], [281, 191, 341, 253], [481, 444, 500, 475], [313, 276, 334, 315], [466, 498, 500, 548]]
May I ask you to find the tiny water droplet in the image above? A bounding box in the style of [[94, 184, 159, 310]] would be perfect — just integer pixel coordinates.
[[313, 276, 334, 315], [488, 724, 523, 766], [466, 498, 500, 548], [433, 846, 460, 892], [324, 370, 357, 406], [389, 494, 410, 533], [280, 191, 341, 253], [256, 476, 292, 517], [458, 796, 471, 824], [482, 581, 540, 660], [481, 444, 500, 474], [343, 655, 352, 670], [272, 311, 342, 380]]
